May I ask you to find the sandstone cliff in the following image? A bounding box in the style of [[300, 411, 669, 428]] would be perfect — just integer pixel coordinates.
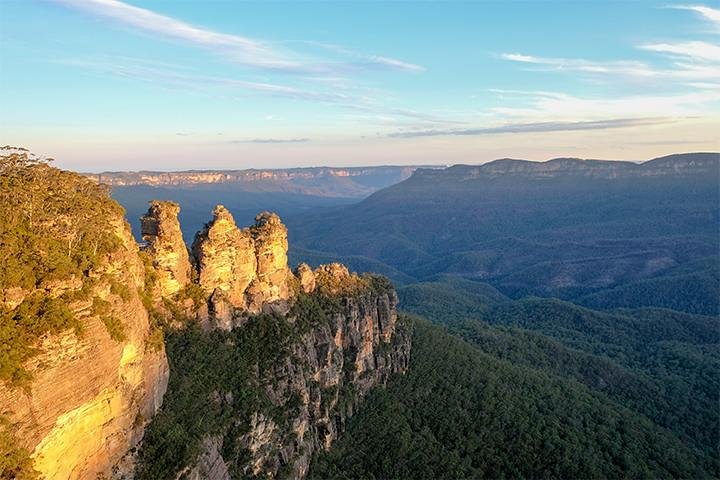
[[0, 217, 169, 480], [135, 263, 411, 479], [86, 166, 421, 198]]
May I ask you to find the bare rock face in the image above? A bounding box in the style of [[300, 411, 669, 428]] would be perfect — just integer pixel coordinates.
[[173, 269, 410, 479], [0, 218, 169, 480], [182, 435, 231, 480], [295, 263, 316, 294], [191, 208, 295, 326], [246, 212, 294, 313], [140, 201, 191, 298], [191, 205, 257, 314]]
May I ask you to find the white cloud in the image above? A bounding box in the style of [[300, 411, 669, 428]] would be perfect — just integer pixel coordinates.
[[499, 51, 720, 83], [51, 0, 423, 74], [488, 90, 720, 121], [670, 5, 720, 27], [640, 41, 720, 61]]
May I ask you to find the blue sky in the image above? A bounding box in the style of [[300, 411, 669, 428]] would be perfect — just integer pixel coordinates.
[[1, 0, 718, 171]]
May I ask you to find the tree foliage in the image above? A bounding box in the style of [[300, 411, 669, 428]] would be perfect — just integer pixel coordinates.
[[0, 146, 125, 383]]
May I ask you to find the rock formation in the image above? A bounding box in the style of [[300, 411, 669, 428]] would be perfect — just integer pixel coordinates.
[[149, 263, 411, 479], [245, 212, 293, 313], [1, 182, 409, 480], [140, 201, 191, 298], [295, 263, 316, 294], [0, 217, 169, 480], [191, 205, 257, 320], [191, 207, 295, 329]]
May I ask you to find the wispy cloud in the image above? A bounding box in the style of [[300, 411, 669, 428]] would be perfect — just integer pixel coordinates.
[[61, 57, 459, 129], [640, 41, 720, 62], [499, 52, 720, 83], [484, 89, 720, 129], [669, 5, 720, 27], [63, 58, 354, 103], [50, 0, 423, 74], [388, 117, 674, 138], [232, 138, 310, 144]]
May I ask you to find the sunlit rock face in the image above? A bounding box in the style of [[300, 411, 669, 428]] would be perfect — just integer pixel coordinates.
[[295, 263, 317, 294], [246, 212, 294, 314], [0, 218, 169, 480], [140, 201, 191, 298], [191, 207, 295, 329], [191, 205, 257, 316]]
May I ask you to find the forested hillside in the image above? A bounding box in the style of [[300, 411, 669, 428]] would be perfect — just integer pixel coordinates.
[[310, 317, 717, 479], [287, 153, 720, 315]]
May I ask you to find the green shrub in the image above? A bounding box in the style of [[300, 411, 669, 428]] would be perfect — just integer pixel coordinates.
[[0, 147, 124, 383]]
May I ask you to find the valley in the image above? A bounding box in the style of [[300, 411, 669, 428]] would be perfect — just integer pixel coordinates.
[[1, 151, 717, 479]]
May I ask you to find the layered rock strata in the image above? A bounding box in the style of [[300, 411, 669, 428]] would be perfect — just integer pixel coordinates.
[[190, 207, 294, 329], [0, 218, 169, 480]]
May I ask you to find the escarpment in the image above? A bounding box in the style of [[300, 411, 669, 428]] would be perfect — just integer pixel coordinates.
[[0, 155, 169, 480], [2, 153, 410, 480], [136, 260, 412, 480]]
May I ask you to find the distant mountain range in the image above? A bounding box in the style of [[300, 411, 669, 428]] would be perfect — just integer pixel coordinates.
[[287, 152, 720, 313], [87, 165, 430, 198]]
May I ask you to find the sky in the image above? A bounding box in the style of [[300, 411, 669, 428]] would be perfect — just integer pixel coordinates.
[[0, 0, 718, 171]]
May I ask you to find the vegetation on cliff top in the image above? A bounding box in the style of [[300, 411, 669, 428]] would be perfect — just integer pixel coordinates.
[[0, 147, 126, 384]]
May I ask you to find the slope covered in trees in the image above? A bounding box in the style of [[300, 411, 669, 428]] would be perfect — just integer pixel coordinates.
[[310, 318, 716, 479], [287, 153, 720, 314], [0, 147, 127, 384], [396, 279, 719, 471]]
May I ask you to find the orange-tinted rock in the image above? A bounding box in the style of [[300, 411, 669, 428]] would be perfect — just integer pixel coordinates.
[[191, 205, 257, 312], [140, 201, 191, 298], [0, 217, 168, 479]]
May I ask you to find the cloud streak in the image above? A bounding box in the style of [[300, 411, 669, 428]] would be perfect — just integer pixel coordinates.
[[232, 138, 311, 144], [640, 41, 720, 62], [388, 117, 675, 138], [669, 5, 720, 27], [50, 0, 423, 74], [499, 52, 720, 83]]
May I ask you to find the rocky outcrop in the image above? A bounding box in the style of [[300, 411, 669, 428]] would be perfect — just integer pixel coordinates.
[[0, 217, 169, 480], [192, 205, 257, 316], [295, 263, 316, 294], [140, 201, 191, 298], [245, 212, 293, 314], [192, 207, 295, 329], [171, 266, 411, 479]]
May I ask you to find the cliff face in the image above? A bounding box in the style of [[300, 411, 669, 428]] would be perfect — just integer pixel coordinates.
[[86, 166, 422, 198], [232, 266, 410, 478], [0, 217, 169, 480], [137, 263, 411, 479]]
